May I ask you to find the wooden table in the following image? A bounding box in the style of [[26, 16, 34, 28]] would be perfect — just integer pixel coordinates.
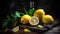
[[0, 19, 60, 34]]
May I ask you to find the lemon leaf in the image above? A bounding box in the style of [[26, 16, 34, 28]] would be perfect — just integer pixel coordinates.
[[2, 20, 8, 28], [7, 15, 11, 21], [11, 14, 17, 19], [9, 19, 17, 29], [24, 9, 28, 14], [15, 11, 21, 17], [29, 8, 35, 16], [11, 20, 17, 28]]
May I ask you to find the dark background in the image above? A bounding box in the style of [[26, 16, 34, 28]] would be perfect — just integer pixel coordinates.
[[0, 0, 60, 22]]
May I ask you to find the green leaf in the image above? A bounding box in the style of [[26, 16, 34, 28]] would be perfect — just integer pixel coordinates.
[[14, 15, 18, 19], [7, 15, 11, 21], [12, 22, 17, 28], [24, 9, 28, 14], [11, 14, 17, 19], [15, 11, 21, 17], [2, 20, 8, 28], [29, 8, 35, 16], [11, 19, 17, 28], [11, 14, 14, 17]]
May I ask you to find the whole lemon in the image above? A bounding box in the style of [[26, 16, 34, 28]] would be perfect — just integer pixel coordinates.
[[21, 15, 31, 24], [42, 15, 54, 24], [33, 9, 45, 19]]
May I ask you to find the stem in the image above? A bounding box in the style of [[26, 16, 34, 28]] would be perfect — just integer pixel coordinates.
[[24, 9, 28, 15]]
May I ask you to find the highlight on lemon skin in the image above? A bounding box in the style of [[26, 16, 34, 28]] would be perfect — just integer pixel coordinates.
[[42, 15, 54, 24], [21, 15, 31, 24], [33, 9, 45, 19]]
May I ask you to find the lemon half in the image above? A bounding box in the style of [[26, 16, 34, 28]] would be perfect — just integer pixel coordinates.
[[29, 16, 39, 26], [12, 26, 19, 32]]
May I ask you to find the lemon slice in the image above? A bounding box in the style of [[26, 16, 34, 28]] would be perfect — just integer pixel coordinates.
[[12, 26, 19, 32], [24, 28, 31, 32], [29, 16, 39, 26], [37, 25, 43, 29]]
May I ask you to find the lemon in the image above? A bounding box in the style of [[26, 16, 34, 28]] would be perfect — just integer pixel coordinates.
[[29, 16, 39, 26], [34, 9, 45, 19], [42, 15, 54, 24], [12, 26, 19, 32], [37, 25, 43, 29], [21, 15, 31, 24], [24, 28, 31, 32]]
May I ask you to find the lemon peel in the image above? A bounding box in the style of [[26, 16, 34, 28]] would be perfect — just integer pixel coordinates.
[[21, 15, 31, 24]]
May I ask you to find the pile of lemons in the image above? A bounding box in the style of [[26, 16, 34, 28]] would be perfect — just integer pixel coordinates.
[[12, 9, 54, 33], [20, 9, 54, 25]]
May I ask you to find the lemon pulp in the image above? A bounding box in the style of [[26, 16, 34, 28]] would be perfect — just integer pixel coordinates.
[[29, 16, 39, 26]]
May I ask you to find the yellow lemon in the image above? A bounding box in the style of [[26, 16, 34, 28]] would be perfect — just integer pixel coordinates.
[[37, 25, 43, 29], [42, 15, 54, 24], [24, 28, 31, 32], [21, 15, 31, 24], [34, 9, 45, 19]]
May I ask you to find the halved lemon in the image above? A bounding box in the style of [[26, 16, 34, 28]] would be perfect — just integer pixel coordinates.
[[21, 15, 31, 24], [42, 15, 54, 24], [12, 26, 19, 32], [34, 9, 45, 19], [29, 16, 39, 26]]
